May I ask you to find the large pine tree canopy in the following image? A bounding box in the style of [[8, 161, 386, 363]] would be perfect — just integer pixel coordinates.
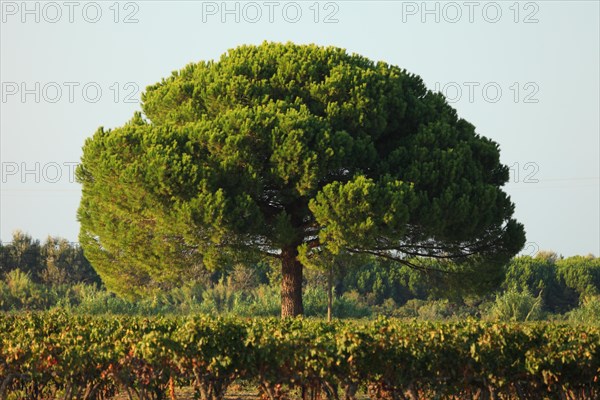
[[77, 42, 525, 301]]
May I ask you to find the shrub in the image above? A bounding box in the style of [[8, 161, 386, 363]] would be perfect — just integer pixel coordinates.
[[303, 284, 328, 317], [487, 287, 544, 321], [240, 284, 280, 317], [334, 290, 372, 318], [416, 299, 454, 320], [0, 269, 48, 310], [567, 295, 600, 324]]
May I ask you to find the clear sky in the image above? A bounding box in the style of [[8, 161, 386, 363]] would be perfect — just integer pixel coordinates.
[[1, 1, 599, 256]]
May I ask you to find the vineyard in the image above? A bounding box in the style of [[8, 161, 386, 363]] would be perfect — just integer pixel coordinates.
[[0, 312, 598, 400]]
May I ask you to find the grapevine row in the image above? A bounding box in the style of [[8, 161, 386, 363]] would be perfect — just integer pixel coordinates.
[[0, 312, 598, 399]]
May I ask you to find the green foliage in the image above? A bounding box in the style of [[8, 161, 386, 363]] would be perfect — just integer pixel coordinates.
[[504, 255, 569, 312], [198, 278, 237, 314], [236, 284, 281, 317], [0, 231, 42, 280], [567, 295, 600, 324], [339, 259, 426, 305], [502, 254, 600, 313], [334, 291, 372, 318], [0, 269, 47, 310], [414, 299, 456, 320], [0, 232, 100, 286], [556, 255, 600, 297], [1, 313, 598, 399], [77, 42, 524, 306], [488, 287, 544, 322], [2, 232, 600, 323], [389, 298, 478, 320], [39, 237, 99, 285]]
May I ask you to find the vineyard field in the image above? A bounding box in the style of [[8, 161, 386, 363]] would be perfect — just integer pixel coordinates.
[[0, 312, 598, 400]]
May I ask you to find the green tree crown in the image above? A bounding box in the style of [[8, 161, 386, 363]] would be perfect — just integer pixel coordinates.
[[77, 42, 525, 302]]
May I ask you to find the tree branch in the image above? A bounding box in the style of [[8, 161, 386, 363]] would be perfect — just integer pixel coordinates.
[[345, 248, 462, 275]]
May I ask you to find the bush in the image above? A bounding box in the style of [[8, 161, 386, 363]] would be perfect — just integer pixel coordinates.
[[416, 299, 455, 320], [235, 284, 280, 317], [0, 269, 48, 310], [74, 286, 137, 314], [334, 290, 372, 318], [198, 278, 237, 314], [303, 284, 328, 316], [390, 299, 478, 320], [487, 287, 544, 321], [567, 295, 600, 324], [393, 298, 424, 318]]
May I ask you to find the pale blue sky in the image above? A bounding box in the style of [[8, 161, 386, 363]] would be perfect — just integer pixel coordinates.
[[1, 1, 599, 256]]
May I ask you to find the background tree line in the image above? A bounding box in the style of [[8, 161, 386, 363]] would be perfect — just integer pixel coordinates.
[[0, 231, 100, 286], [0, 231, 598, 322]]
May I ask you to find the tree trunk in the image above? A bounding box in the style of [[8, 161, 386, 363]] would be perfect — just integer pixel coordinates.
[[281, 246, 304, 318]]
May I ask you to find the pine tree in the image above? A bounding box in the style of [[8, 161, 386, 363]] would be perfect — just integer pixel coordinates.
[[77, 42, 525, 315]]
